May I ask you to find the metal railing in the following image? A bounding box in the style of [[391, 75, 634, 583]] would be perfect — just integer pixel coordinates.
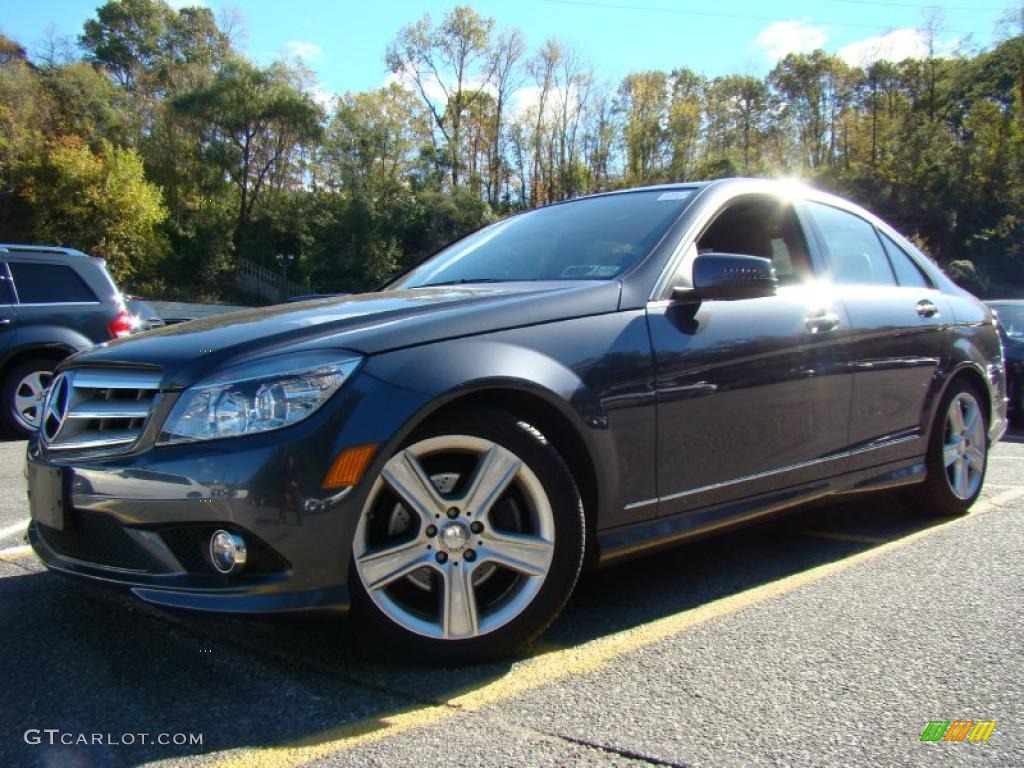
[[235, 258, 304, 302]]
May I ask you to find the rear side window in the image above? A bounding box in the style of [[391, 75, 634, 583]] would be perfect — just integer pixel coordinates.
[[878, 231, 931, 288], [7, 262, 97, 303], [806, 202, 896, 286]]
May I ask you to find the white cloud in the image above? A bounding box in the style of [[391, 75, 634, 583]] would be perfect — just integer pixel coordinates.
[[308, 82, 336, 111], [510, 84, 543, 119], [167, 0, 209, 8], [837, 28, 956, 66], [383, 68, 498, 105], [284, 40, 323, 63], [751, 20, 828, 62]]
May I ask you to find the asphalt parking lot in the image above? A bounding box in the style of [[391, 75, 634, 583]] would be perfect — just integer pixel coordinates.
[[1, 430, 1022, 768]]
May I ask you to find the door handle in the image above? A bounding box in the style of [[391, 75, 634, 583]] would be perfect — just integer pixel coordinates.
[[805, 308, 840, 334], [916, 299, 939, 318], [0, 317, 10, 326]]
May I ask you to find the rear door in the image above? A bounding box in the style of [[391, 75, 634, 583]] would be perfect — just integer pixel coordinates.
[[803, 201, 949, 470]]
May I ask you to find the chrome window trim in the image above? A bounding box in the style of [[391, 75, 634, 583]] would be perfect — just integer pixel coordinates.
[[647, 179, 923, 302]]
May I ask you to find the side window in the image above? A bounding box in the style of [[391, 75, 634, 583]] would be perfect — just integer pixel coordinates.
[[878, 231, 931, 288], [696, 196, 813, 285], [8, 262, 97, 303], [806, 202, 896, 286]]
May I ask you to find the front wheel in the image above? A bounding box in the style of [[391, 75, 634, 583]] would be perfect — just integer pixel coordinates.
[[350, 408, 585, 663], [901, 379, 989, 517]]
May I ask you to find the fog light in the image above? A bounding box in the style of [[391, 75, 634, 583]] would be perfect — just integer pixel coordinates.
[[209, 530, 247, 575]]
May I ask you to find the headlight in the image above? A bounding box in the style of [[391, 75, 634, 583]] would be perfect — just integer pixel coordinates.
[[157, 350, 361, 444]]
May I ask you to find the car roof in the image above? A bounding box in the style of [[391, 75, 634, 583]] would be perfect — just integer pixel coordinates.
[[569, 177, 848, 206], [0, 243, 90, 258]]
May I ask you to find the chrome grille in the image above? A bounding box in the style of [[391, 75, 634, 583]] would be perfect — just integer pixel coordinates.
[[41, 368, 162, 451]]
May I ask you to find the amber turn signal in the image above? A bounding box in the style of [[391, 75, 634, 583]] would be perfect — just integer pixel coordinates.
[[322, 444, 378, 489]]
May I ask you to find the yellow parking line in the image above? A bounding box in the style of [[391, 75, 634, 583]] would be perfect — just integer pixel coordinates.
[[0, 545, 33, 562], [788, 529, 889, 545], [211, 485, 1022, 767]]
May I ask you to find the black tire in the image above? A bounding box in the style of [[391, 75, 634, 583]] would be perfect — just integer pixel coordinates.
[[0, 357, 59, 438], [900, 378, 989, 518], [350, 407, 585, 664]]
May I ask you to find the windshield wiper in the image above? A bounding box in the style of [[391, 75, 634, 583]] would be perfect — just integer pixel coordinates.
[[417, 278, 537, 287]]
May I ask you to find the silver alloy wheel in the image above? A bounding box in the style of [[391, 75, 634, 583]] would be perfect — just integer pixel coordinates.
[[943, 391, 986, 500], [13, 370, 53, 430], [353, 435, 556, 640]]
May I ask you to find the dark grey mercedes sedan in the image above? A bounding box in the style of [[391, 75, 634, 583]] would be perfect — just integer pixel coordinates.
[[27, 178, 1007, 662]]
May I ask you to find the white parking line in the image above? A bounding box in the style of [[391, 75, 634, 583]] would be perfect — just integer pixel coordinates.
[[0, 519, 28, 543], [0, 544, 32, 562]]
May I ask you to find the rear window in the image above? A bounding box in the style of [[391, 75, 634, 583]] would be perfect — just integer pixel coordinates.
[[7, 262, 97, 303]]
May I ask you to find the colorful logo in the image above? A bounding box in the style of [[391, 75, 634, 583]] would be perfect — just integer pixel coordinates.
[[920, 721, 996, 742]]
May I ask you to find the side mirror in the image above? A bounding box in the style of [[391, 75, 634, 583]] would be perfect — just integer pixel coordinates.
[[672, 252, 777, 302]]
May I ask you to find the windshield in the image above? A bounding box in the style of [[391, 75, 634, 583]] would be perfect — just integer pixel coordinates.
[[991, 302, 1024, 340], [393, 189, 696, 288]]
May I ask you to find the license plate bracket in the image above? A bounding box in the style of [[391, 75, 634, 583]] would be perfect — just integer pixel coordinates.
[[28, 463, 69, 531]]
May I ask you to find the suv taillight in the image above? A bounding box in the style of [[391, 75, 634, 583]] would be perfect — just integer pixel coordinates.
[[109, 310, 133, 339]]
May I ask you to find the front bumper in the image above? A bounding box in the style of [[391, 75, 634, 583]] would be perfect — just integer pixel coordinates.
[[26, 372, 431, 615], [29, 521, 349, 613]]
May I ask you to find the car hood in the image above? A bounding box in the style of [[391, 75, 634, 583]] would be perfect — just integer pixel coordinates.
[[67, 281, 621, 389]]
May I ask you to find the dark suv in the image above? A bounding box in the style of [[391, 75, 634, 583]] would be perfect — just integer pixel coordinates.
[[0, 245, 133, 436], [26, 180, 1007, 663]]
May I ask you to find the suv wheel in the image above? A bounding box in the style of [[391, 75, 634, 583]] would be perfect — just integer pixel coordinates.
[[1, 358, 58, 437], [901, 379, 988, 517], [350, 408, 585, 663]]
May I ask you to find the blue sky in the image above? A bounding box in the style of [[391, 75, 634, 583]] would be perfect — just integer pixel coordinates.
[[1, 0, 1014, 100]]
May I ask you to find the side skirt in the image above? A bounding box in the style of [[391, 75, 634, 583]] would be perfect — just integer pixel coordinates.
[[595, 457, 926, 566]]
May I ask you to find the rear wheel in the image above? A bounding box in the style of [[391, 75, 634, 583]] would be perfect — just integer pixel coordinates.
[[350, 408, 585, 663], [901, 379, 988, 517], [0, 358, 58, 437]]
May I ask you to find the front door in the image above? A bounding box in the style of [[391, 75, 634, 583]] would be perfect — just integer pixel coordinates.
[[648, 194, 853, 517]]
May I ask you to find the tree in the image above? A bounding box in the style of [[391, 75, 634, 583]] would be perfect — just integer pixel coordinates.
[[174, 57, 323, 233], [0, 39, 50, 238], [322, 84, 431, 193], [769, 51, 851, 170], [386, 6, 497, 190], [618, 70, 668, 183], [24, 137, 167, 280], [80, 0, 229, 93], [666, 68, 704, 180]]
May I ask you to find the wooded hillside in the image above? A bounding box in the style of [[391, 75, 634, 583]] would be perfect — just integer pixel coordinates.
[[1, 2, 1022, 299]]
